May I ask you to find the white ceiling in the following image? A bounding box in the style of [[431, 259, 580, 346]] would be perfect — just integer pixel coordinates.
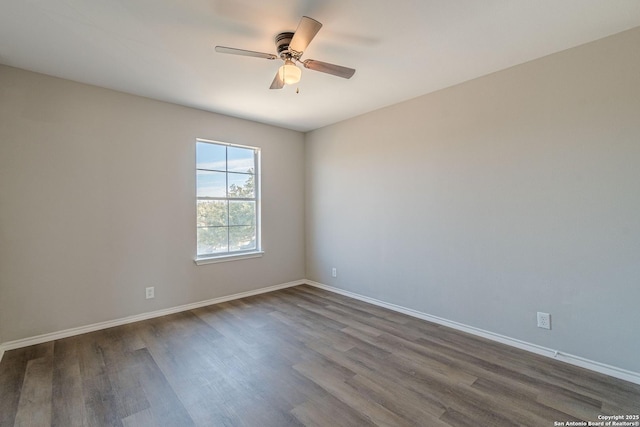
[[1, 1, 639, 132]]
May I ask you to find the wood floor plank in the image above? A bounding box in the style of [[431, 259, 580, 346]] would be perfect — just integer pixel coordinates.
[[14, 350, 54, 427], [81, 373, 121, 427], [469, 376, 582, 424], [51, 338, 88, 427], [1, 285, 639, 427], [342, 326, 478, 386], [0, 343, 52, 427], [346, 373, 450, 425], [73, 332, 123, 427], [129, 348, 195, 427], [134, 319, 237, 426], [295, 285, 411, 325], [291, 394, 377, 427], [293, 359, 409, 426], [120, 408, 155, 427], [98, 329, 151, 421], [338, 345, 513, 426], [0, 351, 29, 427], [536, 386, 604, 421]]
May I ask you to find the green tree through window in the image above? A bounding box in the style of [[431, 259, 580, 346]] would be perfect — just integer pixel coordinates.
[[196, 140, 260, 258]]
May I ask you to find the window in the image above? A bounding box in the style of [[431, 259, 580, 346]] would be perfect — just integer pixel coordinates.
[[196, 139, 261, 263]]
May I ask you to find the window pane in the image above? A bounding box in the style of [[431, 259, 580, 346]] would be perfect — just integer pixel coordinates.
[[196, 142, 226, 171], [229, 226, 256, 251], [197, 227, 228, 255], [197, 200, 228, 226], [196, 140, 260, 259], [228, 172, 254, 198], [228, 146, 254, 173], [229, 201, 255, 226], [197, 170, 226, 197]]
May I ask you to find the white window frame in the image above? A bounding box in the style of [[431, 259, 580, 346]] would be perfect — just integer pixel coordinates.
[[195, 138, 263, 265]]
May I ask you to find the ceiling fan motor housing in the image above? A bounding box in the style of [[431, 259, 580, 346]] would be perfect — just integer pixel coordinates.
[[275, 32, 295, 59]]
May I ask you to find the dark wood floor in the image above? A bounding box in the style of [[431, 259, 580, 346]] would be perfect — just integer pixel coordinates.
[[1, 285, 639, 427]]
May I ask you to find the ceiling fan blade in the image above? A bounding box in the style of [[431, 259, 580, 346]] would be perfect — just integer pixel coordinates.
[[303, 59, 356, 79], [269, 70, 284, 89], [289, 16, 322, 54], [215, 46, 277, 60]]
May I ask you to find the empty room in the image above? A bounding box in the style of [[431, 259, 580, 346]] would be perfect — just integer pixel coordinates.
[[1, 1, 639, 426]]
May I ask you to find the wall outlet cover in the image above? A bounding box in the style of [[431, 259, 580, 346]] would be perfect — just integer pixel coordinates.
[[537, 312, 551, 330]]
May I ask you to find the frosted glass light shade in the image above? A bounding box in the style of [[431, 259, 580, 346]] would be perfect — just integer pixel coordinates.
[[279, 60, 301, 85]]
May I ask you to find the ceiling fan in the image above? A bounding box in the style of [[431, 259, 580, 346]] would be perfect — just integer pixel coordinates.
[[215, 16, 356, 89]]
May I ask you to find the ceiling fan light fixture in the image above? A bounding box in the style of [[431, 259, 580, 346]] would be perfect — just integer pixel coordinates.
[[279, 59, 301, 85]]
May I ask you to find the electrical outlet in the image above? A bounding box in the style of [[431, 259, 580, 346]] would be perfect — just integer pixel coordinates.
[[332, 267, 337, 278], [537, 312, 551, 330], [145, 287, 155, 299]]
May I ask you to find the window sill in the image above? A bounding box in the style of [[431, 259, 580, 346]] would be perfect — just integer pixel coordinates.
[[194, 251, 264, 265]]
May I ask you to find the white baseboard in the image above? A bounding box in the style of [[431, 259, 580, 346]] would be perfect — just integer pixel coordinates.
[[0, 279, 304, 362], [3, 278, 639, 386], [306, 281, 640, 386]]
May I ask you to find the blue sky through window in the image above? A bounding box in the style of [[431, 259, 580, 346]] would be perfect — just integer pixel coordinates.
[[196, 142, 255, 197]]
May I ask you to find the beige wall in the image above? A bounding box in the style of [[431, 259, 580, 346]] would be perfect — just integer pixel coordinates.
[[0, 65, 305, 344], [305, 28, 640, 372]]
